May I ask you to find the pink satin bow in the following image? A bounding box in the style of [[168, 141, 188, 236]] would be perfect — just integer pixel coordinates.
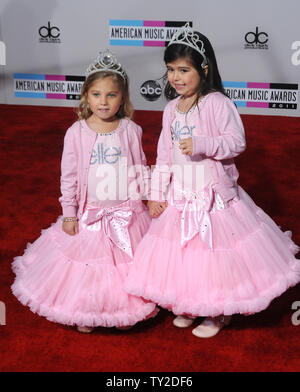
[[83, 205, 133, 258], [174, 187, 214, 249]]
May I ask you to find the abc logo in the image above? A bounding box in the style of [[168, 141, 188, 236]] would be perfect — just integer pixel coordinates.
[[39, 21, 60, 39], [245, 27, 268, 44], [140, 80, 162, 101]]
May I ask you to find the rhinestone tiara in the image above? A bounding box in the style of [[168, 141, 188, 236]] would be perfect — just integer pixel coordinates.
[[168, 23, 207, 68], [85, 49, 127, 80]]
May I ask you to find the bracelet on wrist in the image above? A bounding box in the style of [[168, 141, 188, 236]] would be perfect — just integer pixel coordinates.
[[63, 217, 77, 222]]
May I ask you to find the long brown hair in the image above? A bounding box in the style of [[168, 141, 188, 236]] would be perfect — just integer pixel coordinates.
[[77, 71, 134, 120], [164, 31, 229, 111]]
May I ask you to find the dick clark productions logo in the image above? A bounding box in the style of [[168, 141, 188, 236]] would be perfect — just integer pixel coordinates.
[[244, 27, 268, 49], [39, 21, 61, 43], [140, 80, 162, 101]]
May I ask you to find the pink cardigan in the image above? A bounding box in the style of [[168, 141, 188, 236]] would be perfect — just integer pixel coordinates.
[[152, 92, 246, 201], [59, 118, 149, 218]]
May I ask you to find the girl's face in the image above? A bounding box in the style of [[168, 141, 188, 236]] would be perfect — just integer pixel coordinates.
[[166, 57, 201, 99], [87, 76, 123, 122]]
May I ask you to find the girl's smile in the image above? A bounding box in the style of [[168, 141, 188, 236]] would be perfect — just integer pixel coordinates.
[[166, 58, 201, 100]]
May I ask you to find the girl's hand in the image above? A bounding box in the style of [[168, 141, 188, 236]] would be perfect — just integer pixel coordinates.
[[148, 201, 168, 218], [62, 219, 79, 236], [179, 137, 193, 155]]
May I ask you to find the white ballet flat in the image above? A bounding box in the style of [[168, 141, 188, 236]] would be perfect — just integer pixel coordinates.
[[76, 326, 94, 333], [192, 316, 231, 338], [173, 315, 195, 328]]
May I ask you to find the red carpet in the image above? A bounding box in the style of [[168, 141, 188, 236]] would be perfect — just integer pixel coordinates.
[[0, 104, 299, 372]]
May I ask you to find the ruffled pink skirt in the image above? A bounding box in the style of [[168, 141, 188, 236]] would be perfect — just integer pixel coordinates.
[[125, 187, 300, 317], [12, 200, 157, 327]]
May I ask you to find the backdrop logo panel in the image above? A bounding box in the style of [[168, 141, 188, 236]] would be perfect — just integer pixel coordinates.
[[109, 20, 191, 47], [140, 80, 162, 101], [244, 27, 268, 49], [39, 21, 61, 43], [14, 74, 84, 100], [223, 82, 298, 109]]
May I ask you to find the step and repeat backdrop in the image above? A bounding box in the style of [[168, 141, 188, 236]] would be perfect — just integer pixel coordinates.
[[0, 0, 299, 116]]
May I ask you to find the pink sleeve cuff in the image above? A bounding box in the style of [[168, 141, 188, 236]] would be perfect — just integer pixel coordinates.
[[62, 205, 78, 218], [192, 135, 207, 156]]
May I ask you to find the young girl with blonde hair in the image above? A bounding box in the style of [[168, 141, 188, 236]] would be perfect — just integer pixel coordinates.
[[12, 50, 157, 333]]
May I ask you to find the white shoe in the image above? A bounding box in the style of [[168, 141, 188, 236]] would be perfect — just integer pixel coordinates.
[[192, 316, 231, 338], [77, 326, 94, 333], [173, 315, 195, 328]]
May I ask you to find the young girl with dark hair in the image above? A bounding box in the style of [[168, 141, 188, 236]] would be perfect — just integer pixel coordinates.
[[163, 30, 227, 103], [12, 50, 157, 333], [126, 25, 300, 338]]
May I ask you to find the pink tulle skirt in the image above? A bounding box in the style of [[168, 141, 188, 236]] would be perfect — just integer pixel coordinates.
[[12, 200, 157, 327], [125, 187, 300, 317]]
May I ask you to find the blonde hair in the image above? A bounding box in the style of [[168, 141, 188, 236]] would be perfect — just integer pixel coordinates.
[[77, 71, 134, 120]]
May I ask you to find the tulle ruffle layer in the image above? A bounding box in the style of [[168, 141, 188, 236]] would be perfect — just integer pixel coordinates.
[[12, 202, 158, 327], [126, 187, 300, 317]]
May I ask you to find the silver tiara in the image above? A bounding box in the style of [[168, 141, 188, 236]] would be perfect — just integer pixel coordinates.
[[168, 23, 207, 69], [85, 49, 126, 80]]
